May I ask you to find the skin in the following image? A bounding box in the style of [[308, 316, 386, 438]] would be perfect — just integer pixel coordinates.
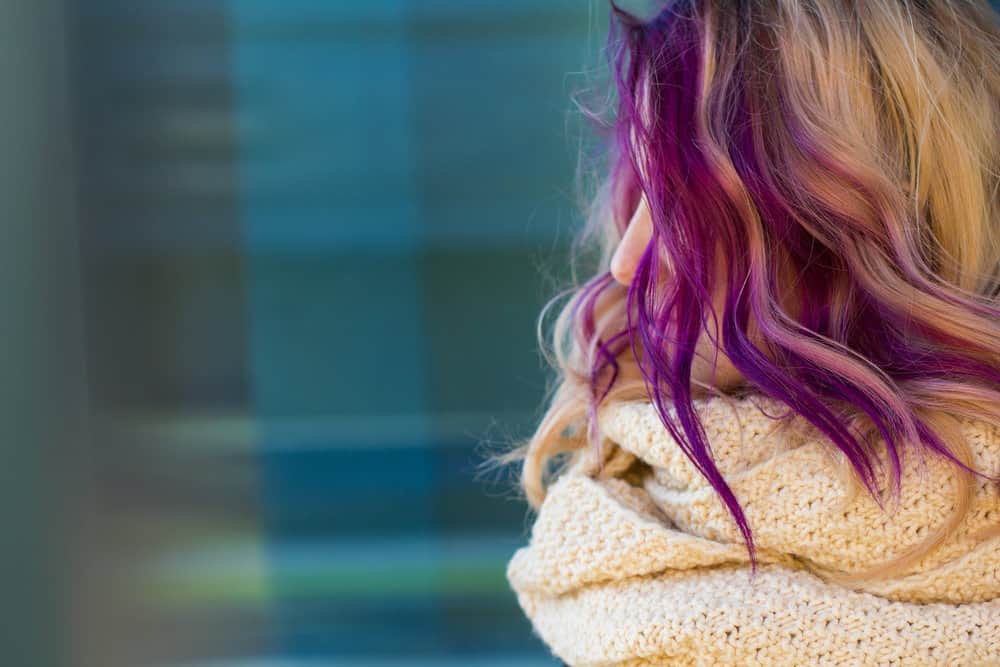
[[609, 192, 751, 395]]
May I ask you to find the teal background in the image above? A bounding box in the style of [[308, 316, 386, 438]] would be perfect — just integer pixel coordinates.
[[41, 1, 606, 665]]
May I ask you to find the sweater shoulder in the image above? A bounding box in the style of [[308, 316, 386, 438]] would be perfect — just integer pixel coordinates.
[[595, 393, 817, 490]]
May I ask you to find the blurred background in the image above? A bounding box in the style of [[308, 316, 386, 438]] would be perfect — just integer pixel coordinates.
[[1, 0, 614, 665]]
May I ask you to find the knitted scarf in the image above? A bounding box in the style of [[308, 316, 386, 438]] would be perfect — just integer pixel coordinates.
[[506, 393, 1000, 666]]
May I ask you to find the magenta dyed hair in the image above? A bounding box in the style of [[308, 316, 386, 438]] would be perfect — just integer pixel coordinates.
[[560, 0, 1000, 574]]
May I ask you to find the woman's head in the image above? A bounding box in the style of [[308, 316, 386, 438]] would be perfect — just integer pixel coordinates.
[[499, 0, 1000, 573]]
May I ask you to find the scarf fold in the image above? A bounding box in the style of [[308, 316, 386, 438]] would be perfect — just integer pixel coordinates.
[[506, 394, 1000, 666]]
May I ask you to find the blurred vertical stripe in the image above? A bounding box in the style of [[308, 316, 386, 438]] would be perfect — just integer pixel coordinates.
[[72, 0, 265, 665], [0, 1, 84, 666]]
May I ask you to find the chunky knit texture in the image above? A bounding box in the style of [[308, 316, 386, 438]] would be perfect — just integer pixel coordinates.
[[507, 393, 1000, 666]]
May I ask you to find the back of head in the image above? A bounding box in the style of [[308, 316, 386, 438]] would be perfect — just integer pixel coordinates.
[[501, 0, 1000, 572]]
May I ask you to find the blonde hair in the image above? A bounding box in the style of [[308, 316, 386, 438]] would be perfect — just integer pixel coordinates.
[[492, 0, 1000, 579]]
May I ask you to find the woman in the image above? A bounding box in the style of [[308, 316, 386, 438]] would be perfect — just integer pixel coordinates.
[[498, 0, 1000, 664]]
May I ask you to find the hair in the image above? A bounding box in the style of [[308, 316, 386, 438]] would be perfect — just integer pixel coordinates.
[[492, 0, 1000, 580]]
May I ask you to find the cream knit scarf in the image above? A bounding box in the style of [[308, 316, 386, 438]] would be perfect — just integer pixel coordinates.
[[506, 393, 1000, 666]]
